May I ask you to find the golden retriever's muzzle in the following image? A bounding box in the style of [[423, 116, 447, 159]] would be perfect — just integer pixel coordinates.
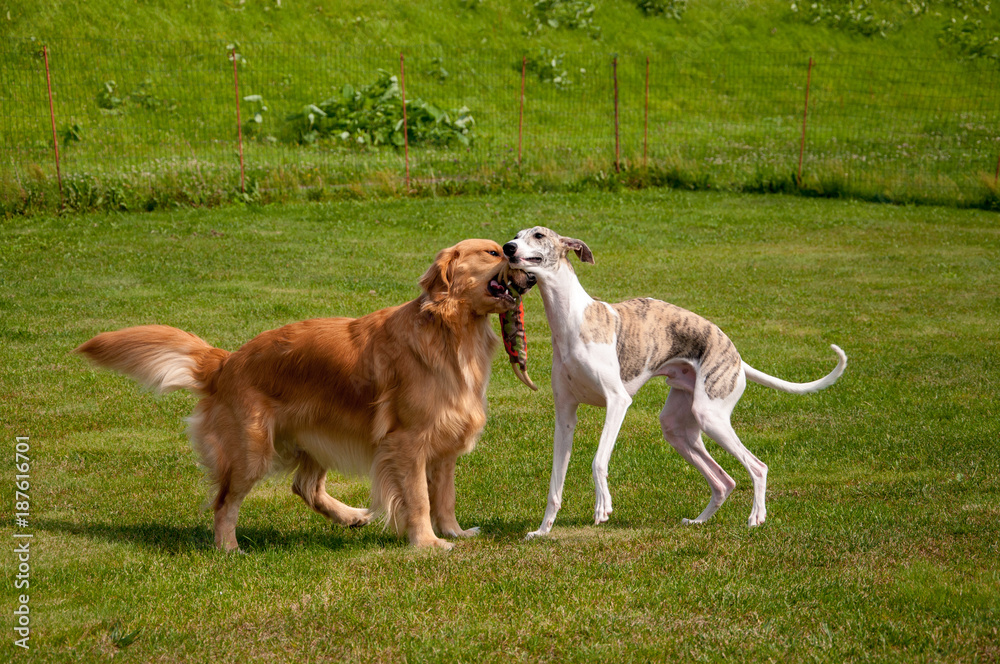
[[491, 265, 535, 308]]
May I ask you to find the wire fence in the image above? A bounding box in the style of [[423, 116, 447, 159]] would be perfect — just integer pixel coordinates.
[[2, 38, 999, 213]]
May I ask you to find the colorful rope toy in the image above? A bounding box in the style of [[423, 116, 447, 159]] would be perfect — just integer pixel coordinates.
[[499, 269, 538, 391]]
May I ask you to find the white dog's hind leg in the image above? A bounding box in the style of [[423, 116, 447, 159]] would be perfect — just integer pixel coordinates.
[[693, 383, 769, 528], [592, 390, 632, 525], [701, 418, 768, 527], [526, 392, 579, 539], [659, 388, 735, 524]]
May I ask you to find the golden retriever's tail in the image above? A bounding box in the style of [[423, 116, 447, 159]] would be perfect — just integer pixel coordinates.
[[75, 325, 230, 397]]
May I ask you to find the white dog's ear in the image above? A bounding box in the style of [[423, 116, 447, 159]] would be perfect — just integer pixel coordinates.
[[560, 236, 595, 264], [420, 246, 458, 301]]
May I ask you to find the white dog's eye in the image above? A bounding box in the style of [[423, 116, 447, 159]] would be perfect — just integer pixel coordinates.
[[534, 233, 544, 239]]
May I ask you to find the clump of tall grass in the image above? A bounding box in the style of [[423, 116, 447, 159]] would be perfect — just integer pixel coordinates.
[[5, 153, 1000, 218]]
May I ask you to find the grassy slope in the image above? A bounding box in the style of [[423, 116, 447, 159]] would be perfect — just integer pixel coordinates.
[[2, 1, 991, 65], [1, 190, 998, 661], [4, 1, 999, 216]]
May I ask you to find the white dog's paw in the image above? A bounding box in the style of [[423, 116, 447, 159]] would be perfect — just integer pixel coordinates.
[[594, 491, 613, 525], [681, 517, 702, 526], [747, 512, 766, 528], [525, 529, 549, 540]]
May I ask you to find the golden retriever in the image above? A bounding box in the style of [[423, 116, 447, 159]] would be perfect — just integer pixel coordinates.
[[76, 239, 528, 551]]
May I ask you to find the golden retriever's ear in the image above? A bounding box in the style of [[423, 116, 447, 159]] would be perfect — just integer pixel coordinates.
[[419, 246, 458, 302]]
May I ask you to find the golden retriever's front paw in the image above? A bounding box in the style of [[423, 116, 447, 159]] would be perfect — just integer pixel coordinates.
[[414, 537, 455, 551], [410, 532, 455, 551], [442, 525, 480, 538]]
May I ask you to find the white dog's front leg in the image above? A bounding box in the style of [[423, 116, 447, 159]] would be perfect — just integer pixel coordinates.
[[593, 391, 632, 525], [526, 391, 579, 540]]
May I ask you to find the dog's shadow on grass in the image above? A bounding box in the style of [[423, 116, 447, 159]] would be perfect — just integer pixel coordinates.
[[474, 515, 645, 542], [37, 518, 404, 556], [40, 516, 652, 555], [474, 517, 539, 542]]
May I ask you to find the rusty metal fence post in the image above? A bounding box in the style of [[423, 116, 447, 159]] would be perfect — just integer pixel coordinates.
[[519, 55, 526, 168], [399, 53, 411, 190], [644, 56, 650, 167], [613, 55, 620, 173], [43, 45, 63, 201], [798, 56, 814, 187], [231, 47, 246, 195]]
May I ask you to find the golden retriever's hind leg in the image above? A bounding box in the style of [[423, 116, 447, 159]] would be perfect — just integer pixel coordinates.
[[428, 455, 479, 539], [213, 477, 249, 552], [292, 454, 372, 528], [189, 401, 248, 552], [210, 403, 276, 552]]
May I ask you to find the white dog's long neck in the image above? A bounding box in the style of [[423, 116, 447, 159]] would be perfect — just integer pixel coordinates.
[[537, 260, 594, 350]]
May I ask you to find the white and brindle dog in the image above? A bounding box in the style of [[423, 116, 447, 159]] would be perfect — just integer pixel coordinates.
[[503, 227, 847, 537]]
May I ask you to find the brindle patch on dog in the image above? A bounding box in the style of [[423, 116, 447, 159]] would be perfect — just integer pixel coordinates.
[[580, 301, 615, 345], [611, 298, 741, 399]]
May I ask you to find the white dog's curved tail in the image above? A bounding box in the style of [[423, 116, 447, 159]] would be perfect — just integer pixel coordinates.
[[75, 325, 230, 397], [743, 344, 847, 394]]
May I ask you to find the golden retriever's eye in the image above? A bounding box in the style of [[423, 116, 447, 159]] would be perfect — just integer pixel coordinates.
[[487, 250, 499, 257]]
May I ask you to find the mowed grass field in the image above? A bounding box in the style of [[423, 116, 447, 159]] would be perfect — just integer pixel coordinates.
[[2, 190, 998, 662]]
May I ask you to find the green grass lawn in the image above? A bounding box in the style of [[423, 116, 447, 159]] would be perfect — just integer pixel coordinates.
[[2, 190, 999, 661]]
